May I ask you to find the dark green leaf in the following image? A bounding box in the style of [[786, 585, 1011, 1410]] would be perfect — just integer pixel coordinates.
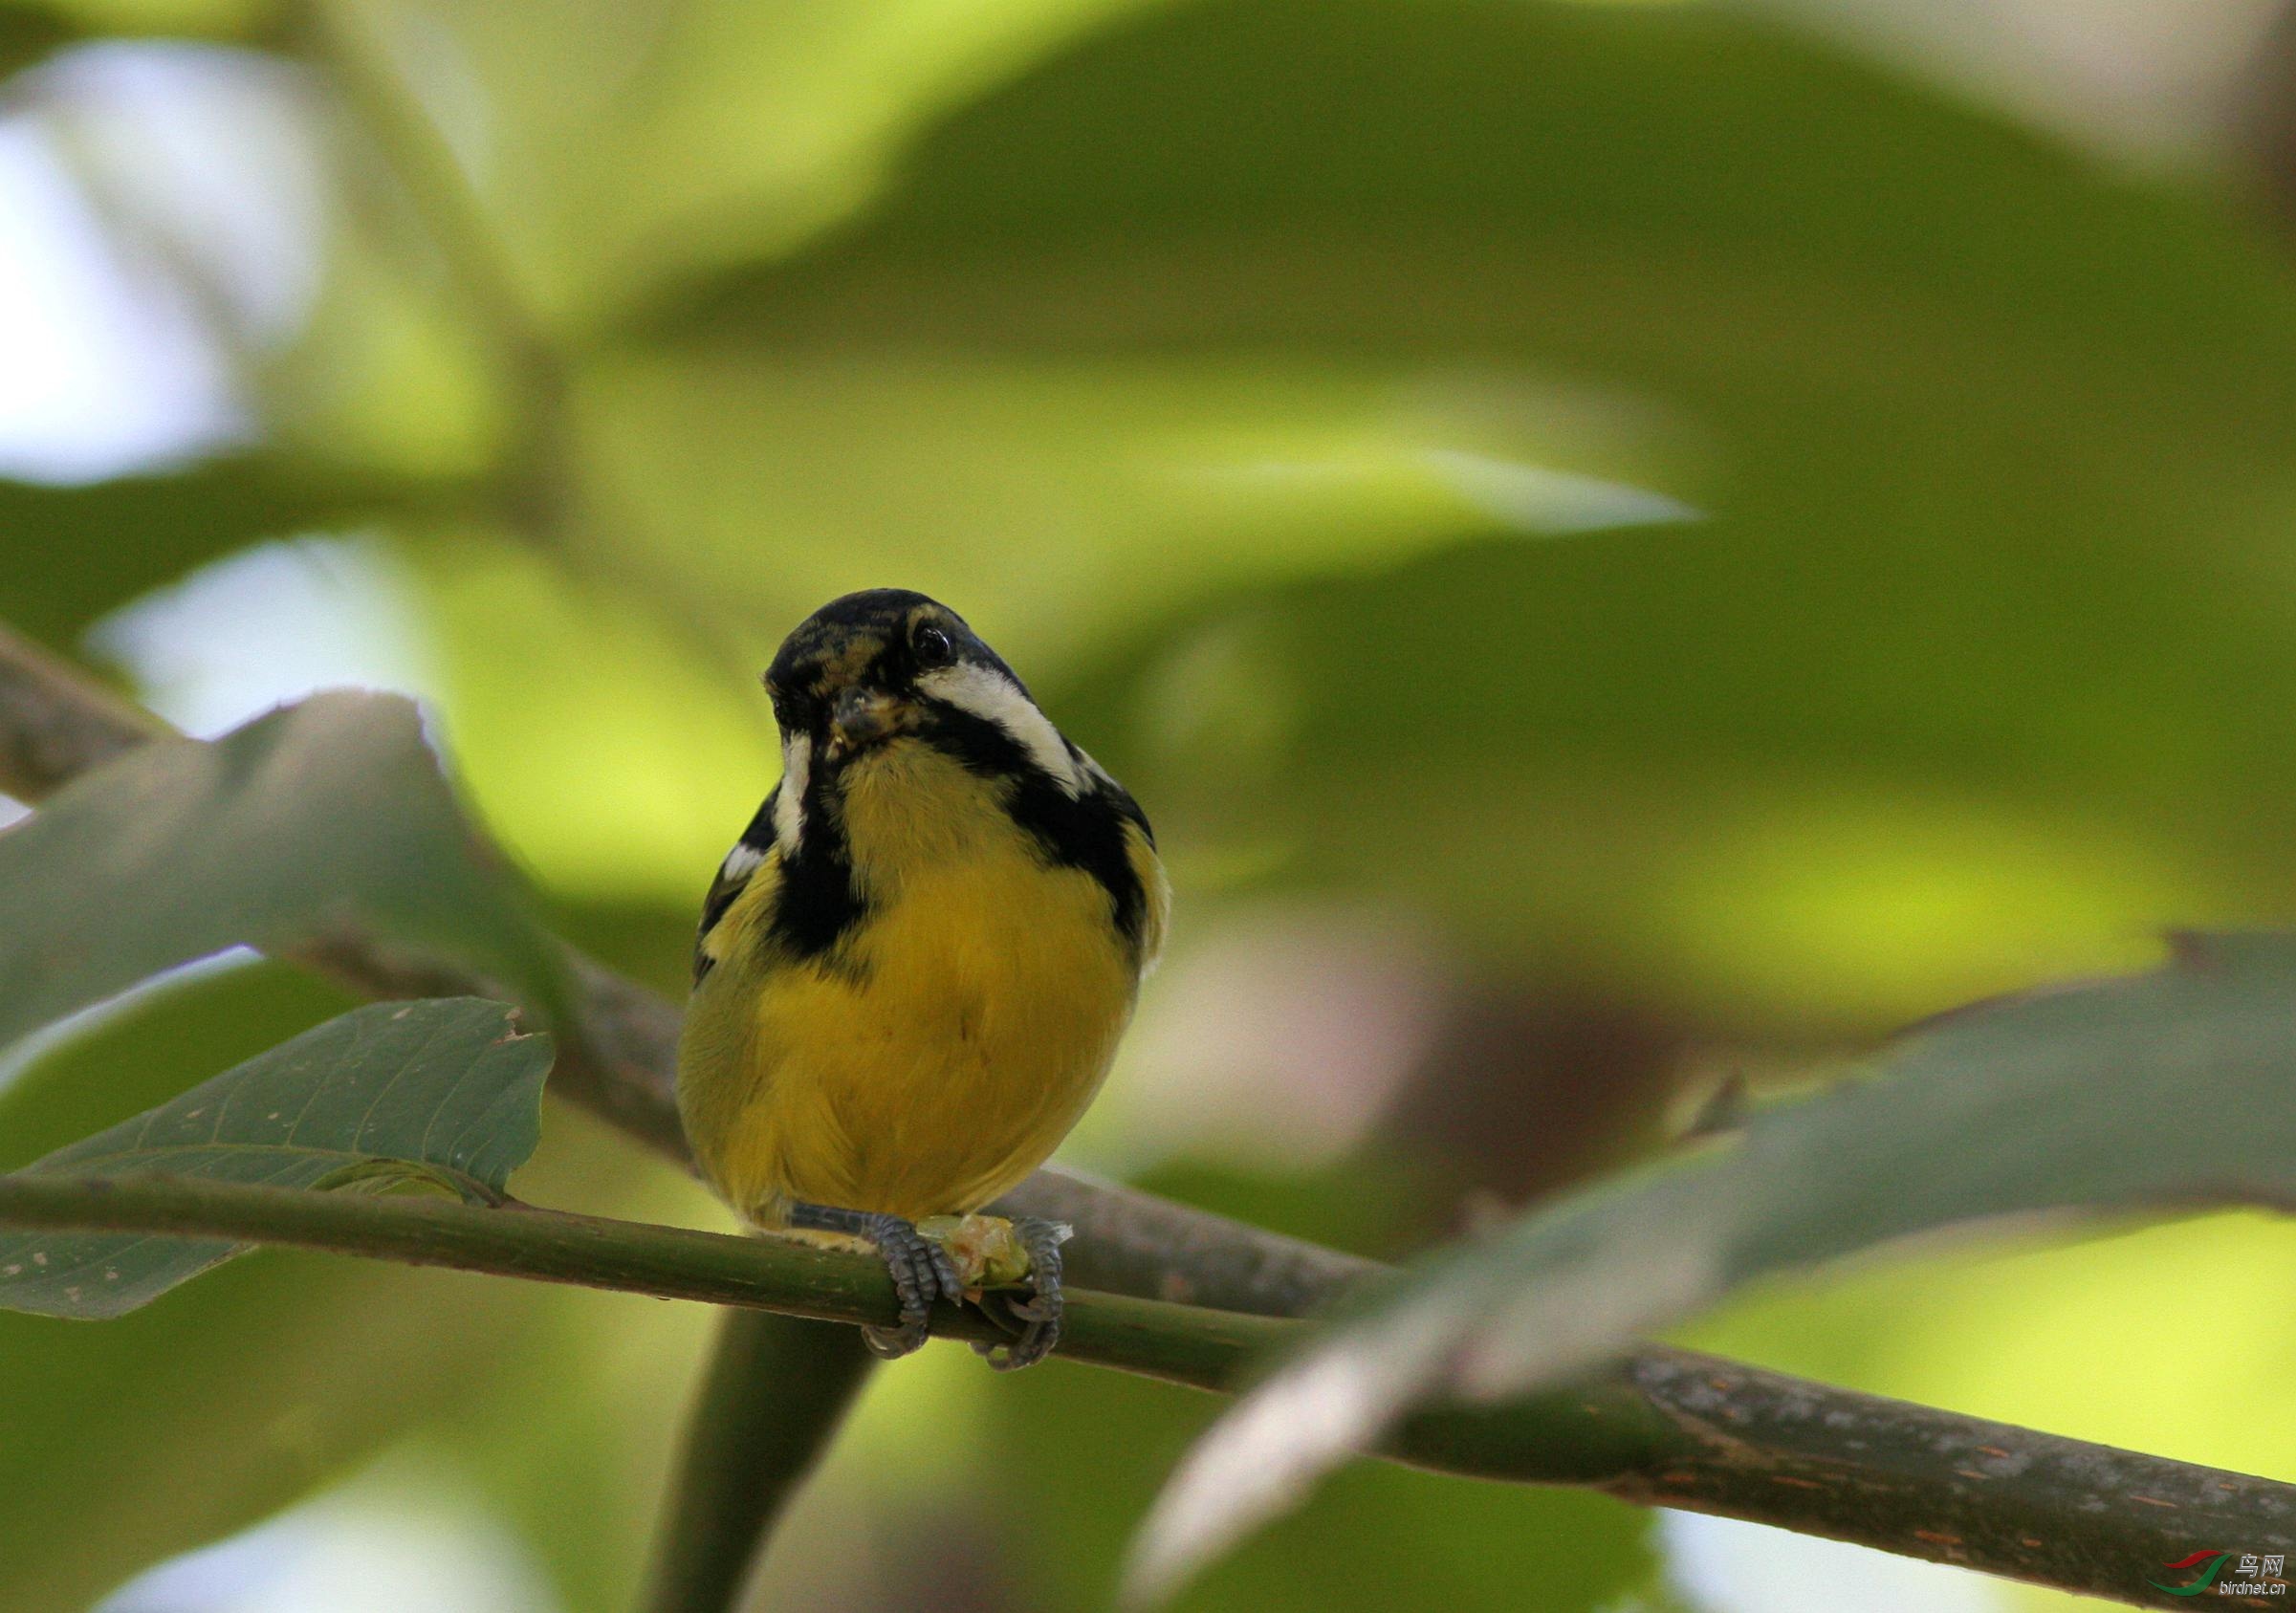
[[1132, 932, 2296, 1598], [0, 9, 72, 84], [0, 458, 460, 652], [0, 996, 550, 1318], [0, 687, 569, 1055]]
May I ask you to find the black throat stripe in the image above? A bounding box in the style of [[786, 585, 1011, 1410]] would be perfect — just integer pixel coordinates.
[[766, 749, 869, 960], [913, 704, 1152, 949]]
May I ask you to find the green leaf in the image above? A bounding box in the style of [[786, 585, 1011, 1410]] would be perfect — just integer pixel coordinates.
[[0, 996, 551, 1319], [0, 961, 675, 1613], [0, 968, 686, 1607], [0, 458, 457, 652], [1129, 932, 2296, 1601], [0, 687, 569, 1055], [0, 9, 73, 83]]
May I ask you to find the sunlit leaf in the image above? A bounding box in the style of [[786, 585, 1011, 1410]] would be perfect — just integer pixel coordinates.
[[0, 687, 569, 1055], [1129, 931, 2296, 1601], [0, 996, 550, 1318]]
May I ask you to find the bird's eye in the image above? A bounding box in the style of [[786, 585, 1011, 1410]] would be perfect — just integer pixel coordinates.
[[912, 624, 954, 667]]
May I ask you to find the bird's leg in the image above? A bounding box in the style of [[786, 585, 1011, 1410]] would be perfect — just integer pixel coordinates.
[[968, 1215, 1072, 1371], [785, 1201, 962, 1359]]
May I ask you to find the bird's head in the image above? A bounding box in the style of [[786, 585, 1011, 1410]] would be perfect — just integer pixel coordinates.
[[764, 589, 1063, 776]]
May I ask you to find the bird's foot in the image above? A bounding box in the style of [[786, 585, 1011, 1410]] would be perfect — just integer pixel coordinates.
[[786, 1202, 962, 1359], [963, 1215, 1072, 1371]]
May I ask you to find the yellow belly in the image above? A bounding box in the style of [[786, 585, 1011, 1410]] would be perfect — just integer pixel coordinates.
[[677, 746, 1146, 1225]]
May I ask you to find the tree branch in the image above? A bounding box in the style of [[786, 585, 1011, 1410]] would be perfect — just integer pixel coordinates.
[[0, 1172, 1289, 1386], [1608, 1353, 2295, 1605], [0, 625, 171, 797], [0, 1170, 2284, 1609], [5, 622, 2290, 1605]]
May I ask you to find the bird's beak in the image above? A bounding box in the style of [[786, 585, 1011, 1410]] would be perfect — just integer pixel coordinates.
[[830, 686, 901, 752]]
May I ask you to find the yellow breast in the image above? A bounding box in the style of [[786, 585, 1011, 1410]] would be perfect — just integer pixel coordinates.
[[677, 741, 1161, 1225]]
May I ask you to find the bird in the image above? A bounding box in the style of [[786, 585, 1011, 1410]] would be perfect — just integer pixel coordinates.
[[676, 589, 1169, 1368]]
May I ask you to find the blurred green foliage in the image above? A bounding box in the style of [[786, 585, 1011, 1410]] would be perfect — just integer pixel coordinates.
[[1148, 930, 2296, 1585], [7, 0, 2296, 1607]]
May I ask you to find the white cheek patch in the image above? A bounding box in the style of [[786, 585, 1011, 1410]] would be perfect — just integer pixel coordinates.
[[919, 663, 1082, 795], [773, 736, 810, 848]]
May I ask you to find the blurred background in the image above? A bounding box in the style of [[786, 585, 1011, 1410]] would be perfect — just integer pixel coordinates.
[[5, 0, 2296, 1607]]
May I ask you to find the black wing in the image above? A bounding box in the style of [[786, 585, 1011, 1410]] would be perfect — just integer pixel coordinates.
[[693, 786, 777, 985]]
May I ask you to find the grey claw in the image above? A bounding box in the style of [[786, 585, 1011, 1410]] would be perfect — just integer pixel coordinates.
[[925, 1239, 962, 1298], [863, 1319, 930, 1359], [785, 1202, 958, 1360], [987, 1216, 1070, 1371]]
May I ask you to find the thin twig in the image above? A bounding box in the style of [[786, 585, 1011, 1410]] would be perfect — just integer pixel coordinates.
[[0, 1170, 2283, 1609], [0, 1173, 1288, 1384]]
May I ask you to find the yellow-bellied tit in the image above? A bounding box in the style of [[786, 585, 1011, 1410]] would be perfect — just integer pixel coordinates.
[[677, 590, 1170, 1368]]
